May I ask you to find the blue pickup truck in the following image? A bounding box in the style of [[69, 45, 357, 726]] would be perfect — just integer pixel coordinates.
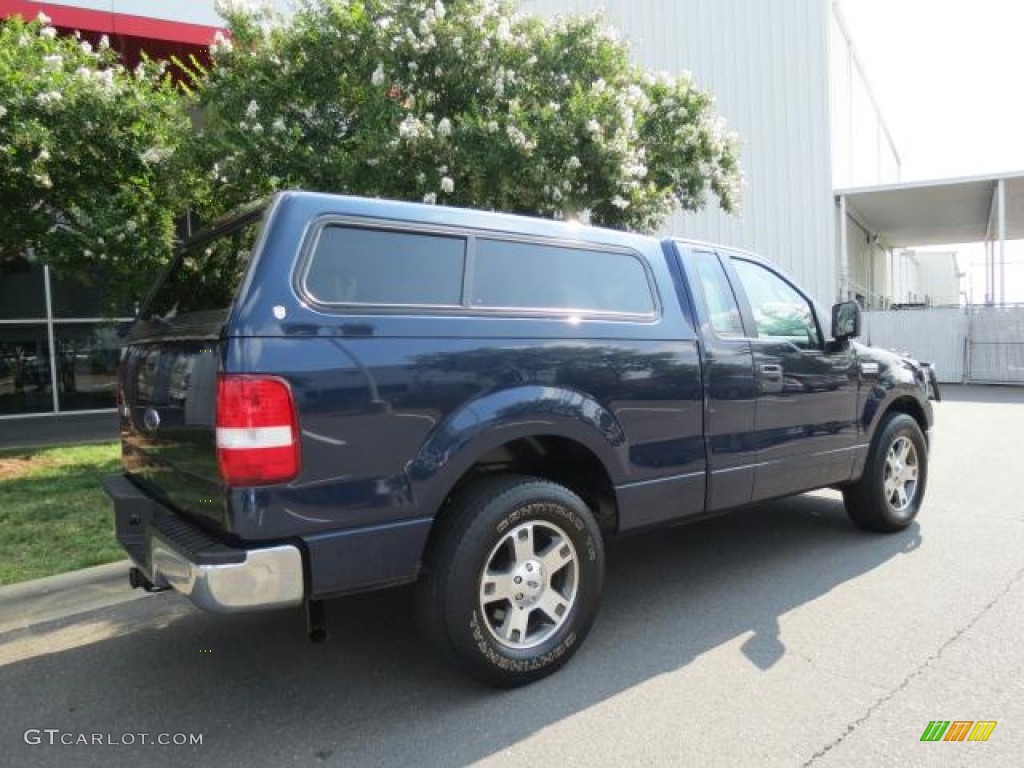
[[105, 191, 938, 686]]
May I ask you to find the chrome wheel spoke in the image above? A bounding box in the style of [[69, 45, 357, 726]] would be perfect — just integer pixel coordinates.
[[511, 524, 536, 565], [479, 570, 516, 604], [538, 536, 574, 576], [893, 440, 908, 464], [499, 604, 531, 644], [537, 590, 569, 623]]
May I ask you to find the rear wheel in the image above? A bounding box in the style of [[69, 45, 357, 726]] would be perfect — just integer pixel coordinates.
[[417, 474, 605, 687], [843, 412, 928, 532]]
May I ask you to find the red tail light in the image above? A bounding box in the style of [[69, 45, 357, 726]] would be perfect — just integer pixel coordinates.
[[216, 375, 300, 486]]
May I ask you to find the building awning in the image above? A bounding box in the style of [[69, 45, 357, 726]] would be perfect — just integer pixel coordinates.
[[836, 171, 1024, 305], [0, 0, 223, 45], [836, 171, 1024, 247]]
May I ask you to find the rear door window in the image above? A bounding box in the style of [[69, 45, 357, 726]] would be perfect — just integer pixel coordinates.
[[145, 216, 262, 319], [304, 225, 466, 306]]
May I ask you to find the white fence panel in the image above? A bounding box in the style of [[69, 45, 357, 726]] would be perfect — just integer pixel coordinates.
[[861, 308, 967, 383], [968, 307, 1024, 384]]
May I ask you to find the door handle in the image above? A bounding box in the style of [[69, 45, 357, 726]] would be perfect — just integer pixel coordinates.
[[759, 363, 783, 380]]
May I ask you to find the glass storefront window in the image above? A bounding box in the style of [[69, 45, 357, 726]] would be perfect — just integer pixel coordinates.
[[0, 324, 52, 415], [1, 258, 134, 418], [0, 256, 47, 320], [54, 323, 129, 412]]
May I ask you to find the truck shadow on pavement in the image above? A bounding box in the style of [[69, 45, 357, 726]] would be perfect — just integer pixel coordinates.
[[0, 492, 921, 767]]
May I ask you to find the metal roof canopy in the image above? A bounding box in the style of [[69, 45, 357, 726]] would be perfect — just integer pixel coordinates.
[[836, 171, 1024, 304]]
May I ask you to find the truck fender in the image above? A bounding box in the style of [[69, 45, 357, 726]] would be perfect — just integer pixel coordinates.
[[407, 385, 625, 516]]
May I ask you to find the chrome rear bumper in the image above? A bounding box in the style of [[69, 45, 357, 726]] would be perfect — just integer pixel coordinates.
[[148, 534, 304, 613], [104, 474, 304, 613]]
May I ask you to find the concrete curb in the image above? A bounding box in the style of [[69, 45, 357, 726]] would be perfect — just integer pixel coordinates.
[[0, 560, 150, 635]]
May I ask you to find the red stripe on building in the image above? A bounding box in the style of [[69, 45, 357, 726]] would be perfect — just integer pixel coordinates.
[[0, 0, 222, 45]]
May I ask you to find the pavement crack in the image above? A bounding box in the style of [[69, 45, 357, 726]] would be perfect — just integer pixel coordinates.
[[801, 564, 1024, 767]]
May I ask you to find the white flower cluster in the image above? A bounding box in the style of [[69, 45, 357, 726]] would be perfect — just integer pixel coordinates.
[[71, 67, 115, 93], [398, 114, 432, 141], [237, 99, 268, 134], [505, 124, 534, 153], [215, 0, 255, 17], [211, 30, 234, 55], [140, 147, 172, 165]]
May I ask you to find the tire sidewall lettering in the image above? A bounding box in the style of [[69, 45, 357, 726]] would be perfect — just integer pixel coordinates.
[[470, 610, 578, 673]]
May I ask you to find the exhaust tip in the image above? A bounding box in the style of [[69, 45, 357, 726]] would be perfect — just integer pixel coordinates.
[[309, 627, 328, 644]]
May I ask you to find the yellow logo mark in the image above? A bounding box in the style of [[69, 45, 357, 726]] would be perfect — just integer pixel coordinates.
[[967, 721, 998, 742], [921, 720, 997, 742]]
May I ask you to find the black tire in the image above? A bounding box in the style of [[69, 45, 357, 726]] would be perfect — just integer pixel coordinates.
[[843, 412, 928, 532], [416, 474, 605, 687]]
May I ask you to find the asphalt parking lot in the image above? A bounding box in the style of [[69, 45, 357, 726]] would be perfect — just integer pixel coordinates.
[[0, 385, 1021, 767]]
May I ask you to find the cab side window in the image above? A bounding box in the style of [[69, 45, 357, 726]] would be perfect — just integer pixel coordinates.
[[731, 259, 821, 349], [693, 251, 744, 337]]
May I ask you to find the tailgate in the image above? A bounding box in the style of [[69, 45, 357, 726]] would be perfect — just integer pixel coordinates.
[[119, 206, 266, 531], [121, 334, 225, 529]]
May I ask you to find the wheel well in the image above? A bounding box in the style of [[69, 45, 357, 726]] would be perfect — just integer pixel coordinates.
[[884, 396, 928, 436], [444, 436, 619, 536]]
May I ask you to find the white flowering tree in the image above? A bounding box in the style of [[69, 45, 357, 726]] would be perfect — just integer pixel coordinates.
[[0, 14, 192, 302], [193, 0, 741, 230]]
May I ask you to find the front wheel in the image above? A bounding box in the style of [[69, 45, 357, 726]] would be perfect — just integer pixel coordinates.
[[417, 474, 605, 687], [843, 412, 928, 532]]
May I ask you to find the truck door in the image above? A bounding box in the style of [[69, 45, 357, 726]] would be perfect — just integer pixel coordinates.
[[723, 255, 859, 500], [682, 249, 759, 512]]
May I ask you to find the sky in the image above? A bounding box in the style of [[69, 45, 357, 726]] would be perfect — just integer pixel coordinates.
[[841, 0, 1024, 181], [838, 0, 1024, 303]]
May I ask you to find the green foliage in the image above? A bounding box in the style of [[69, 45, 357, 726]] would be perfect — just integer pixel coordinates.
[[193, 0, 742, 229], [0, 14, 193, 304], [0, 442, 123, 585], [1, 1, 743, 302]]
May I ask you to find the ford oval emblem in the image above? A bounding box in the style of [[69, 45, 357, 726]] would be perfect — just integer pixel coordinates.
[[143, 407, 161, 432]]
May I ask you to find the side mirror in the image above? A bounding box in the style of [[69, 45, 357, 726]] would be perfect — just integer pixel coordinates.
[[831, 301, 861, 341]]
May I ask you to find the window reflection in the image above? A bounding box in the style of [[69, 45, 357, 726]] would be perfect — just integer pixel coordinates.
[[0, 256, 46, 320], [0, 324, 52, 415], [55, 323, 128, 411], [51, 270, 134, 318]]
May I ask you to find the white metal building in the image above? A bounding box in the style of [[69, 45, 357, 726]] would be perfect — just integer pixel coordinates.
[[525, 0, 839, 303]]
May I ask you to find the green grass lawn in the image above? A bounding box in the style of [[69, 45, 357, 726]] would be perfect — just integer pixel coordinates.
[[0, 442, 125, 587]]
